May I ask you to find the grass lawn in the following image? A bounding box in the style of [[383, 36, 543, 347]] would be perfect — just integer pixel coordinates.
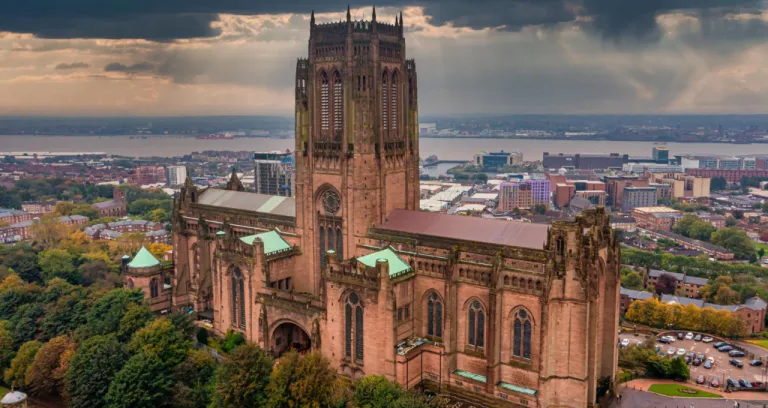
[[648, 384, 722, 398], [0, 385, 9, 396], [747, 339, 768, 349]]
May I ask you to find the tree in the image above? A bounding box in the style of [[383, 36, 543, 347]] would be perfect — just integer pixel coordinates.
[[3, 340, 40, 388], [759, 248, 765, 259], [29, 215, 72, 248], [66, 334, 129, 408], [212, 344, 272, 408], [267, 351, 343, 408], [39, 287, 89, 340], [149, 243, 172, 260], [714, 286, 740, 305], [533, 204, 547, 215], [3, 248, 41, 283], [117, 303, 153, 342], [688, 221, 716, 242], [710, 176, 727, 191], [37, 248, 79, 283], [172, 349, 216, 408], [725, 217, 737, 227], [84, 288, 144, 337], [655, 273, 678, 295], [105, 352, 173, 408], [150, 208, 169, 223], [711, 228, 756, 260], [672, 214, 697, 237], [353, 375, 404, 408], [129, 318, 190, 367], [669, 357, 690, 380], [25, 335, 75, 396], [0, 321, 14, 372], [620, 271, 644, 290], [79, 260, 115, 288], [732, 210, 744, 220]]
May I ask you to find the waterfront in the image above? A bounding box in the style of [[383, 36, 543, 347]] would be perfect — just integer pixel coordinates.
[[1, 135, 766, 161]]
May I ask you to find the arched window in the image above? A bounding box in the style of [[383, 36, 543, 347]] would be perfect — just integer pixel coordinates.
[[391, 72, 398, 130], [127, 278, 134, 289], [320, 72, 329, 131], [328, 227, 335, 259], [468, 300, 485, 349], [345, 292, 364, 362], [333, 72, 343, 137], [150, 278, 159, 298], [336, 228, 342, 260], [427, 292, 443, 339], [556, 236, 565, 257], [231, 268, 246, 330], [513, 308, 532, 359], [319, 226, 326, 270], [381, 72, 388, 131]]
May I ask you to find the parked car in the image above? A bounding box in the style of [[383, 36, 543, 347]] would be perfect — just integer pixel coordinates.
[[697, 353, 705, 360], [703, 359, 713, 369], [667, 348, 677, 356], [750, 359, 763, 366], [676, 348, 686, 356], [752, 381, 763, 388], [684, 356, 691, 364], [729, 350, 745, 357], [657, 337, 670, 344], [687, 352, 695, 359], [697, 375, 705, 385], [730, 359, 744, 368], [739, 379, 752, 388], [702, 336, 714, 343], [711, 377, 720, 387], [719, 345, 733, 352], [713, 341, 727, 348], [685, 332, 694, 340], [693, 358, 702, 366], [677, 332, 685, 340], [727, 378, 737, 388], [620, 338, 630, 347], [664, 335, 676, 343]]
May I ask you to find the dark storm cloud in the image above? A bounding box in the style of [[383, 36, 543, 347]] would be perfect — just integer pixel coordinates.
[[55, 62, 90, 70], [104, 62, 155, 74], [1, 1, 765, 41]]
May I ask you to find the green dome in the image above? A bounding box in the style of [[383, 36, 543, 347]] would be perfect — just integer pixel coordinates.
[[128, 247, 160, 269]]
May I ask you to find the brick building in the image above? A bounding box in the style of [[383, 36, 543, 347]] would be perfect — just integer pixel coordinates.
[[21, 201, 58, 214], [498, 180, 551, 211], [631, 207, 682, 231], [685, 168, 768, 185], [619, 287, 653, 315], [660, 295, 767, 334], [169, 12, 620, 408], [644, 269, 709, 298], [92, 188, 127, 217], [135, 166, 167, 185], [604, 175, 649, 207]]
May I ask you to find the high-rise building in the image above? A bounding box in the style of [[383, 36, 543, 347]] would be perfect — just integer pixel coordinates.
[[254, 160, 293, 197], [166, 166, 187, 187], [498, 180, 551, 211], [652, 146, 669, 163], [622, 186, 658, 212], [135, 166, 166, 185]]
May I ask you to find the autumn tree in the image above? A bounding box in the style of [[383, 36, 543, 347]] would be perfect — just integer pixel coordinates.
[[714, 286, 740, 305], [620, 271, 644, 290], [212, 344, 272, 408], [267, 351, 344, 408], [29, 215, 72, 248], [654, 273, 678, 295], [149, 243, 172, 260], [25, 335, 75, 396], [129, 318, 190, 367], [3, 340, 41, 388]]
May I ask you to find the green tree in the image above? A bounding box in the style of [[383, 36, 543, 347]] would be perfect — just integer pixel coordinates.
[[117, 303, 153, 342], [39, 287, 89, 340], [66, 334, 129, 408], [353, 375, 404, 408], [672, 214, 697, 237], [710, 176, 727, 191], [25, 335, 75, 396], [105, 352, 173, 408], [669, 357, 690, 379], [688, 221, 716, 241], [3, 340, 40, 388], [171, 349, 216, 408], [0, 321, 14, 372], [725, 217, 737, 227], [267, 351, 342, 408], [620, 271, 644, 290], [212, 344, 272, 408], [84, 288, 144, 337], [3, 247, 42, 283], [711, 228, 756, 260], [37, 248, 79, 283], [129, 318, 190, 367]]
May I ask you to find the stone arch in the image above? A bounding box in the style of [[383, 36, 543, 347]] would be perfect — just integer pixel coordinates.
[[420, 289, 445, 339], [269, 318, 312, 356]]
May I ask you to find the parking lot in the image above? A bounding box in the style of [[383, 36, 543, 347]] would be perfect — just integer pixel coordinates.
[[620, 332, 768, 391]]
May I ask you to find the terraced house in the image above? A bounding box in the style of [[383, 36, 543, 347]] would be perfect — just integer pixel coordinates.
[[168, 9, 621, 408]]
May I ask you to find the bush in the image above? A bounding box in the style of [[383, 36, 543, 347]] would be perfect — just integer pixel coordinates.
[[221, 330, 245, 353]]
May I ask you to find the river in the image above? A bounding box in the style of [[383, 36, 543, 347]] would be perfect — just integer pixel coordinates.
[[1, 135, 766, 162]]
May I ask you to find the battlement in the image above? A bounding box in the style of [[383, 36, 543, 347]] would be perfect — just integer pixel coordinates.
[[310, 7, 403, 41]]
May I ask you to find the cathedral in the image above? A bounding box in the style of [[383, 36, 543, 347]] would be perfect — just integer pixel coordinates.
[[169, 8, 620, 408]]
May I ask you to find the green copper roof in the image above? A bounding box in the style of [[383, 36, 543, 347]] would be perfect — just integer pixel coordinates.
[[453, 370, 487, 384], [357, 248, 412, 278], [216, 231, 225, 236], [128, 247, 160, 269], [240, 230, 291, 255], [498, 381, 537, 396]]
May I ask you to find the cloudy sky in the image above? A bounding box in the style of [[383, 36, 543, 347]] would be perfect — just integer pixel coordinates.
[[1, 1, 768, 116]]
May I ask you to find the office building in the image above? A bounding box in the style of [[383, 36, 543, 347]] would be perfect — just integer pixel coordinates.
[[543, 153, 628, 170], [166, 166, 187, 187], [652, 146, 669, 163], [498, 180, 551, 211], [474, 150, 523, 168]]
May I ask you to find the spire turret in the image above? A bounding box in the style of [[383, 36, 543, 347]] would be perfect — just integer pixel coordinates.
[[310, 10, 315, 27], [346, 5, 351, 22]]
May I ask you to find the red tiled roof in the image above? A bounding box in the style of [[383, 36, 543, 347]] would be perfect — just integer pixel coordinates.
[[377, 209, 549, 250]]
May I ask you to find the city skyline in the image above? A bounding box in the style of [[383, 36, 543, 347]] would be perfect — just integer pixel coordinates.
[[2, 2, 768, 116]]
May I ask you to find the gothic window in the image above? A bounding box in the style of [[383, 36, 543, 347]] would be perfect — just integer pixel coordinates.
[[427, 292, 443, 338], [468, 300, 485, 349], [513, 309, 532, 359], [556, 236, 565, 257], [333, 72, 343, 137], [231, 268, 246, 330], [319, 226, 326, 270], [345, 292, 364, 362], [127, 279, 134, 289], [391, 72, 398, 130], [336, 228, 342, 260], [381, 72, 388, 131], [150, 278, 159, 298], [320, 72, 329, 131]]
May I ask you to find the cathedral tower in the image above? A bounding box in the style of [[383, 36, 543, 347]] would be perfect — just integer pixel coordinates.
[[294, 7, 420, 294]]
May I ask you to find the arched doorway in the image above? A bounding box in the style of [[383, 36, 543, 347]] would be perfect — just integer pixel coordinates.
[[271, 322, 311, 356]]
